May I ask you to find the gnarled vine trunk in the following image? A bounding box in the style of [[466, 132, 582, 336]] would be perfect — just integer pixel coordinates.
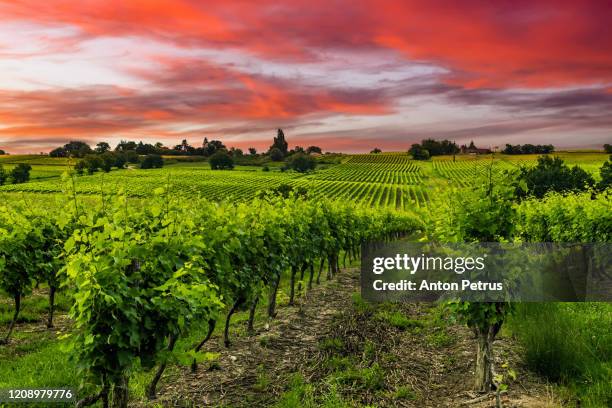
[[289, 265, 297, 306], [111, 376, 129, 408], [47, 285, 56, 328], [267, 273, 281, 318], [316, 258, 324, 284], [247, 296, 259, 334], [1, 293, 21, 344], [474, 321, 503, 392], [224, 297, 244, 347], [147, 334, 177, 400], [308, 263, 315, 290], [191, 318, 216, 372]]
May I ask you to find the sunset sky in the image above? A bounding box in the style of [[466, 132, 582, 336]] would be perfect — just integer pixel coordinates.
[[0, 0, 611, 154]]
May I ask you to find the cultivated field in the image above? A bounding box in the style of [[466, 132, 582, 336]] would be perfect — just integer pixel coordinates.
[[1, 152, 607, 208], [0, 151, 610, 407]]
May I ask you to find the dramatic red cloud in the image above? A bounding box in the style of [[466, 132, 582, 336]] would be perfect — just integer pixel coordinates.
[[0, 0, 611, 152], [2, 0, 610, 87]]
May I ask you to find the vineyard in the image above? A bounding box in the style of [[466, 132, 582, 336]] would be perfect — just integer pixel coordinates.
[[0, 152, 611, 407], [1, 152, 607, 211]]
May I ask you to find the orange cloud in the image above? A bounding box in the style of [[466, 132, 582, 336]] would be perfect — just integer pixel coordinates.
[[1, 0, 611, 153]]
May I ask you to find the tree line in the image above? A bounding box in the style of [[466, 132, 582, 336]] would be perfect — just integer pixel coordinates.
[[502, 144, 554, 155], [45, 129, 322, 174]]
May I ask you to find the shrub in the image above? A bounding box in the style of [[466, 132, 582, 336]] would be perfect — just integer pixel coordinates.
[[209, 150, 234, 170], [10, 163, 32, 183], [288, 153, 316, 173], [269, 147, 284, 161], [598, 155, 612, 191], [140, 154, 163, 169], [409, 144, 430, 160], [0, 165, 6, 185], [516, 156, 595, 198]]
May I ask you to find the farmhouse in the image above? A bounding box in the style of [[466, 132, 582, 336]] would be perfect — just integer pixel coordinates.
[[460, 141, 492, 154]]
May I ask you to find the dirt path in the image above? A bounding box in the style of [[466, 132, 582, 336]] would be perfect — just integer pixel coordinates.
[[153, 269, 558, 407]]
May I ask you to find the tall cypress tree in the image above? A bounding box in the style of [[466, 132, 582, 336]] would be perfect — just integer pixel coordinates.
[[269, 129, 288, 156]]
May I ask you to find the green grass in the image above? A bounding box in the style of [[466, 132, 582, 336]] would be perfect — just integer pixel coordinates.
[[0, 289, 71, 325], [374, 310, 424, 331], [391, 385, 418, 400], [508, 303, 612, 407]]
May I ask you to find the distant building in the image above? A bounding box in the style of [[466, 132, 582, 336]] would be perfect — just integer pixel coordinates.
[[460, 141, 492, 154]]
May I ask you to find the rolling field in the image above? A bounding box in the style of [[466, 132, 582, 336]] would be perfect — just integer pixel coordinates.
[[0, 152, 608, 210]]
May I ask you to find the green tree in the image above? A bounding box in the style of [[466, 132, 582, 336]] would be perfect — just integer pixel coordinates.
[[421, 139, 459, 155], [306, 145, 322, 154], [114, 153, 127, 169], [202, 139, 226, 156], [125, 151, 139, 164], [49, 147, 67, 157], [288, 153, 316, 172], [83, 155, 102, 175], [409, 144, 430, 160], [114, 140, 138, 152], [209, 150, 234, 170], [269, 147, 284, 161], [370, 148, 382, 154], [10, 163, 31, 183], [95, 142, 111, 154], [140, 154, 164, 169], [598, 155, 612, 191], [269, 129, 288, 156], [0, 149, 6, 155], [604, 144, 612, 154], [100, 152, 115, 172], [74, 160, 86, 175], [0, 164, 6, 185], [516, 156, 594, 198], [59, 141, 93, 158]]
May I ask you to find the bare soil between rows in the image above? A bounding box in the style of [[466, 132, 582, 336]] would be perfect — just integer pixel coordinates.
[[150, 269, 558, 408]]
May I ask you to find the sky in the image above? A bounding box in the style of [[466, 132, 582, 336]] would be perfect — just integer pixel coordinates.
[[0, 0, 611, 154]]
